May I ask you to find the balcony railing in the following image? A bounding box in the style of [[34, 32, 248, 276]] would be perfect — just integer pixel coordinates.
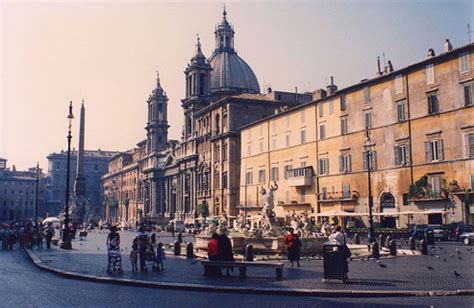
[[287, 167, 313, 187]]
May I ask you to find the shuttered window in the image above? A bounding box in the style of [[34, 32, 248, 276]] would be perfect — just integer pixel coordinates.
[[460, 53, 470, 73], [428, 93, 439, 114], [464, 83, 473, 106], [318, 158, 329, 175], [394, 144, 410, 166], [425, 139, 444, 162], [339, 154, 352, 173], [340, 117, 348, 135], [466, 133, 474, 158], [362, 150, 377, 170]]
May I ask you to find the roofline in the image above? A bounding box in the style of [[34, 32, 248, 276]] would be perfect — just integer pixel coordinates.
[[240, 42, 474, 130]]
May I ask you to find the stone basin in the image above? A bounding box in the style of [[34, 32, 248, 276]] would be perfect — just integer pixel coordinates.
[[195, 233, 327, 256]]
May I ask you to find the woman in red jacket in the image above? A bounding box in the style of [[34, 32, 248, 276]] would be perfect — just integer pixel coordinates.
[[285, 228, 301, 267]]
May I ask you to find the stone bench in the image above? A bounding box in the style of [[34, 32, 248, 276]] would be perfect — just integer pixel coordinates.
[[201, 260, 284, 280]]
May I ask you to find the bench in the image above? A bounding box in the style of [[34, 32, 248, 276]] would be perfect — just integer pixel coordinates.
[[201, 260, 284, 280]]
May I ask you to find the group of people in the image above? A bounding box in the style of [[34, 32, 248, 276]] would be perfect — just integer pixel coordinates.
[[1, 221, 55, 251], [106, 225, 166, 274], [207, 232, 234, 275]]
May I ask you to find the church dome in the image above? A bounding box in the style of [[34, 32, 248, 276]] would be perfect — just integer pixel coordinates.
[[209, 51, 260, 94], [208, 8, 260, 95]]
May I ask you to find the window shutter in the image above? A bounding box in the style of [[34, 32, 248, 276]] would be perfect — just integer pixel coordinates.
[[318, 159, 322, 175], [394, 146, 399, 166], [424, 141, 431, 162], [348, 155, 352, 172], [406, 144, 411, 165], [325, 158, 329, 174], [339, 155, 343, 173], [372, 151, 377, 170], [439, 139, 444, 160]]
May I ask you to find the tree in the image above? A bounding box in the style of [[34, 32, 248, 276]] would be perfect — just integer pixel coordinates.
[[196, 201, 209, 221]]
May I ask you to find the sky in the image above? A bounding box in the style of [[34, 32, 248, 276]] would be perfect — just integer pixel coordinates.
[[1, 0, 472, 171]]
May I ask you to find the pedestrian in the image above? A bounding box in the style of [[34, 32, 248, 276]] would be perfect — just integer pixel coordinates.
[[129, 245, 138, 271], [207, 233, 221, 276], [455, 224, 462, 242], [45, 223, 54, 249], [37, 225, 44, 251], [106, 226, 123, 274], [170, 221, 175, 238], [217, 232, 234, 275], [285, 228, 301, 267], [329, 225, 350, 277], [177, 232, 183, 244], [137, 225, 149, 273], [156, 242, 165, 271], [2, 226, 10, 250]]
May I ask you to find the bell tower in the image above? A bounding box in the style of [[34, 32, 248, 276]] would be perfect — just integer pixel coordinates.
[[146, 72, 169, 153]]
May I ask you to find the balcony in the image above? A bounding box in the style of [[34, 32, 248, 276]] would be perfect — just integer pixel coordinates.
[[318, 190, 360, 203], [287, 167, 313, 187]]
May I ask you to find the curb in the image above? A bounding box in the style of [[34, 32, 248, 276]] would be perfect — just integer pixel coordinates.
[[24, 249, 474, 298]]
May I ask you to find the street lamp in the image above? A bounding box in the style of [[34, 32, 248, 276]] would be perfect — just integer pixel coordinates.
[[364, 129, 376, 243], [35, 162, 39, 222], [61, 101, 74, 250]]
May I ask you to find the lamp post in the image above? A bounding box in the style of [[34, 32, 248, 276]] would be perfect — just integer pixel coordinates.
[[61, 101, 74, 250], [364, 129, 376, 243], [35, 162, 39, 221]]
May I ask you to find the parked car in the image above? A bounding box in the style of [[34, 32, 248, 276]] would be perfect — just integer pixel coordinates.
[[430, 224, 449, 241], [460, 231, 474, 245]]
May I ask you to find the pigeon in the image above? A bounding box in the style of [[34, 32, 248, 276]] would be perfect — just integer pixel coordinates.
[[426, 266, 434, 270], [443, 258, 447, 262], [376, 261, 387, 268], [454, 271, 461, 277], [450, 254, 454, 257], [458, 256, 463, 260], [435, 256, 440, 259]]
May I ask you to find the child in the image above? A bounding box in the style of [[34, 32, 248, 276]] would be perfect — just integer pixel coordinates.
[[156, 242, 165, 271], [130, 247, 138, 271]]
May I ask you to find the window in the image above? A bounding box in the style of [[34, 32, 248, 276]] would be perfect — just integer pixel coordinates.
[[258, 169, 266, 184], [364, 112, 372, 129], [426, 64, 435, 85], [222, 143, 228, 161], [300, 110, 305, 123], [271, 136, 276, 150], [222, 172, 228, 189], [362, 150, 377, 170], [431, 176, 441, 195], [319, 104, 324, 117], [285, 133, 290, 147], [340, 94, 346, 111], [321, 187, 328, 200], [395, 75, 403, 94], [470, 174, 474, 190], [300, 129, 306, 144], [271, 166, 279, 181], [245, 170, 253, 185], [213, 173, 219, 190], [428, 93, 439, 114], [319, 124, 326, 140], [259, 139, 264, 153], [363, 87, 370, 104], [425, 139, 444, 162], [460, 53, 470, 73], [318, 158, 329, 175], [394, 144, 410, 166], [342, 183, 350, 199], [247, 143, 252, 156], [339, 154, 352, 173], [465, 133, 474, 158], [284, 165, 292, 179], [396, 100, 406, 122], [329, 101, 334, 114], [464, 83, 473, 106], [340, 117, 348, 135], [300, 188, 306, 203]]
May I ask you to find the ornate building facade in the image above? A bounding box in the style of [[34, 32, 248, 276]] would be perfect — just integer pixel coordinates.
[[103, 9, 311, 224]]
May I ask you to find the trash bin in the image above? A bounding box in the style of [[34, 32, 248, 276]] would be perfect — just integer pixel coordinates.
[[425, 229, 435, 245], [323, 241, 347, 283]]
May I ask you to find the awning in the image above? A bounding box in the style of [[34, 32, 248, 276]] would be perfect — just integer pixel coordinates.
[[315, 210, 355, 217]]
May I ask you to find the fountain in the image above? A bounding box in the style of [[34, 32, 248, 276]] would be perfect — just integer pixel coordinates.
[[195, 182, 327, 257]]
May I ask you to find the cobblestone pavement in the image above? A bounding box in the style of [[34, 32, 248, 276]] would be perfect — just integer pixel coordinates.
[[30, 231, 474, 292], [2, 249, 474, 307]]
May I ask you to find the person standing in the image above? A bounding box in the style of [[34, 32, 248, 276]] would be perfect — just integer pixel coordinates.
[[137, 225, 149, 273], [156, 242, 165, 271], [285, 228, 301, 267], [45, 222, 54, 249], [329, 225, 350, 277], [106, 226, 123, 274]]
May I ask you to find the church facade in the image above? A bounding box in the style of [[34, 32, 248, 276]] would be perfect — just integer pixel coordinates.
[[102, 10, 310, 224]]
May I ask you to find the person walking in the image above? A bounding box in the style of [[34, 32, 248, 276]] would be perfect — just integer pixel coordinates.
[[156, 242, 165, 271], [106, 226, 123, 274], [285, 228, 301, 267], [45, 222, 54, 249]]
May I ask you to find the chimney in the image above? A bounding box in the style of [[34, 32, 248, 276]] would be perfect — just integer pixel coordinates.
[[326, 76, 337, 95], [387, 60, 394, 73], [267, 86, 272, 94], [444, 39, 453, 52], [312, 88, 327, 100], [377, 56, 382, 76], [295, 86, 299, 103], [427, 48, 436, 58]]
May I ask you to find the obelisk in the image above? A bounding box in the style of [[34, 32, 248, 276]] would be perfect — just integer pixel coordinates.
[[74, 100, 86, 197]]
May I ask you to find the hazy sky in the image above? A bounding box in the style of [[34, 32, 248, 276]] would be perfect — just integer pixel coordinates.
[[1, 0, 472, 170]]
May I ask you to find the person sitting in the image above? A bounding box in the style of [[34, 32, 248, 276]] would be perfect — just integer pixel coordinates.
[[207, 233, 221, 276]]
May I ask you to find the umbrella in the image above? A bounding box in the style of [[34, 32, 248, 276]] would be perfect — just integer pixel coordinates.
[[43, 217, 60, 224]]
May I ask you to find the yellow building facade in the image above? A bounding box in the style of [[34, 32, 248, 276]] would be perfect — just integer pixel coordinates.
[[240, 43, 474, 228]]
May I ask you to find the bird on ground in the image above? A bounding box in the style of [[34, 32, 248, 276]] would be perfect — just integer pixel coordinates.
[[435, 255, 440, 259], [450, 254, 454, 257], [458, 256, 463, 260], [443, 258, 447, 262], [426, 266, 434, 270], [376, 261, 387, 268], [454, 271, 461, 277]]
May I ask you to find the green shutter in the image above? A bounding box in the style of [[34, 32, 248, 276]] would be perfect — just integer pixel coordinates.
[[394, 146, 399, 166], [425, 141, 431, 162]]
